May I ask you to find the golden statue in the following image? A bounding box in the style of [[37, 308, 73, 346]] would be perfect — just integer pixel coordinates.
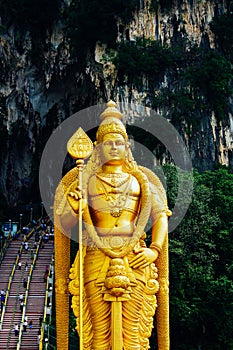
[[54, 101, 171, 350]]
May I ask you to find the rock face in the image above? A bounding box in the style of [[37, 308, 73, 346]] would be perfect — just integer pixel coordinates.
[[0, 0, 232, 206]]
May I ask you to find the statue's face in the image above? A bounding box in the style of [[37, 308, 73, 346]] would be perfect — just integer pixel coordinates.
[[101, 133, 126, 165]]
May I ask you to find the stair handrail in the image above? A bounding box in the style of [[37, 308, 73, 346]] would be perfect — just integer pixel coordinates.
[[16, 235, 42, 350], [0, 242, 24, 330], [39, 253, 54, 350]]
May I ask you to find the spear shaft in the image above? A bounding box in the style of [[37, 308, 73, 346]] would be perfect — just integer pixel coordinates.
[[76, 159, 84, 350], [67, 127, 93, 350]]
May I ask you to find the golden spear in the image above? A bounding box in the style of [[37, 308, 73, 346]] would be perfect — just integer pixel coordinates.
[[67, 127, 93, 350]]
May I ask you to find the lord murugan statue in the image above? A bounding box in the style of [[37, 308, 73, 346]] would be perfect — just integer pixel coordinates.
[[54, 101, 171, 350]]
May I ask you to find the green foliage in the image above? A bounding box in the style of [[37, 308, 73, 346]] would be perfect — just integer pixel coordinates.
[[185, 50, 233, 122], [197, 167, 233, 276], [152, 88, 196, 126], [152, 46, 233, 125], [114, 37, 232, 124], [210, 13, 233, 61], [113, 38, 174, 85], [65, 0, 139, 59], [163, 165, 233, 349]]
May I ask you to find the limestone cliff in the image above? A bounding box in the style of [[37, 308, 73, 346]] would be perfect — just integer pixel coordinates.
[[0, 0, 232, 206]]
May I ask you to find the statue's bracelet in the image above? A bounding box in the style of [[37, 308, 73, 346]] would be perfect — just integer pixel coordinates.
[[150, 242, 162, 254]]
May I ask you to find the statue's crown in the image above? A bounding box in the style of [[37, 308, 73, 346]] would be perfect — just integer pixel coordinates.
[[96, 101, 127, 143]]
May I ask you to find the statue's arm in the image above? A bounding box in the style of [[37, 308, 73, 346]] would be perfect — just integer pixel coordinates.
[[55, 179, 86, 233], [59, 202, 78, 233], [150, 212, 168, 254], [149, 182, 169, 256], [129, 179, 169, 268]]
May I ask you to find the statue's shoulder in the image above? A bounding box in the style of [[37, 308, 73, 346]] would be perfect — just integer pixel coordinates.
[[138, 165, 167, 206], [54, 167, 79, 227], [61, 167, 79, 189], [55, 167, 79, 204]]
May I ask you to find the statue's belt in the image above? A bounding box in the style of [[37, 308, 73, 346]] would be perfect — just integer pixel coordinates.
[[86, 235, 131, 251]]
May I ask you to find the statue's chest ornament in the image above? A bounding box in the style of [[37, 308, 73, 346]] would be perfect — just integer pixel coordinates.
[[96, 173, 132, 217], [96, 172, 130, 187]]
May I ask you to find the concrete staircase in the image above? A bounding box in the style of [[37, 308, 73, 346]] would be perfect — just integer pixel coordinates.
[[0, 234, 54, 350], [20, 241, 54, 350]]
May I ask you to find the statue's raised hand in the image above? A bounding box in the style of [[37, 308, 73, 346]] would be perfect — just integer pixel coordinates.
[[67, 183, 87, 214]]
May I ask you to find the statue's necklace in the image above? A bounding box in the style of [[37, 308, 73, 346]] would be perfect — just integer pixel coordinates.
[[96, 174, 132, 217], [96, 172, 130, 188]]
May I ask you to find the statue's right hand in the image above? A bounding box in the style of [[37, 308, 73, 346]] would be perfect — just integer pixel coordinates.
[[67, 185, 87, 214]]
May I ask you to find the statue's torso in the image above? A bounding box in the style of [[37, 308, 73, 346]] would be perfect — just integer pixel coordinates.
[[88, 173, 140, 236]]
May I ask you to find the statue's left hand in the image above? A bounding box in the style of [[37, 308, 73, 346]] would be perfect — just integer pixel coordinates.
[[129, 248, 158, 269]]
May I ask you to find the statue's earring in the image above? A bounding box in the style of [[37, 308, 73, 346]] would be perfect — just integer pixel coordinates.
[[125, 148, 130, 162], [93, 142, 102, 168], [125, 143, 132, 162]]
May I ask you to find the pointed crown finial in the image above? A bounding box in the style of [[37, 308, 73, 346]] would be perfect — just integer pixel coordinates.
[[100, 100, 123, 120]]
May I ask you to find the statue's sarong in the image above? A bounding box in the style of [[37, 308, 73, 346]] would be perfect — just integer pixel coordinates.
[[80, 247, 159, 350]]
